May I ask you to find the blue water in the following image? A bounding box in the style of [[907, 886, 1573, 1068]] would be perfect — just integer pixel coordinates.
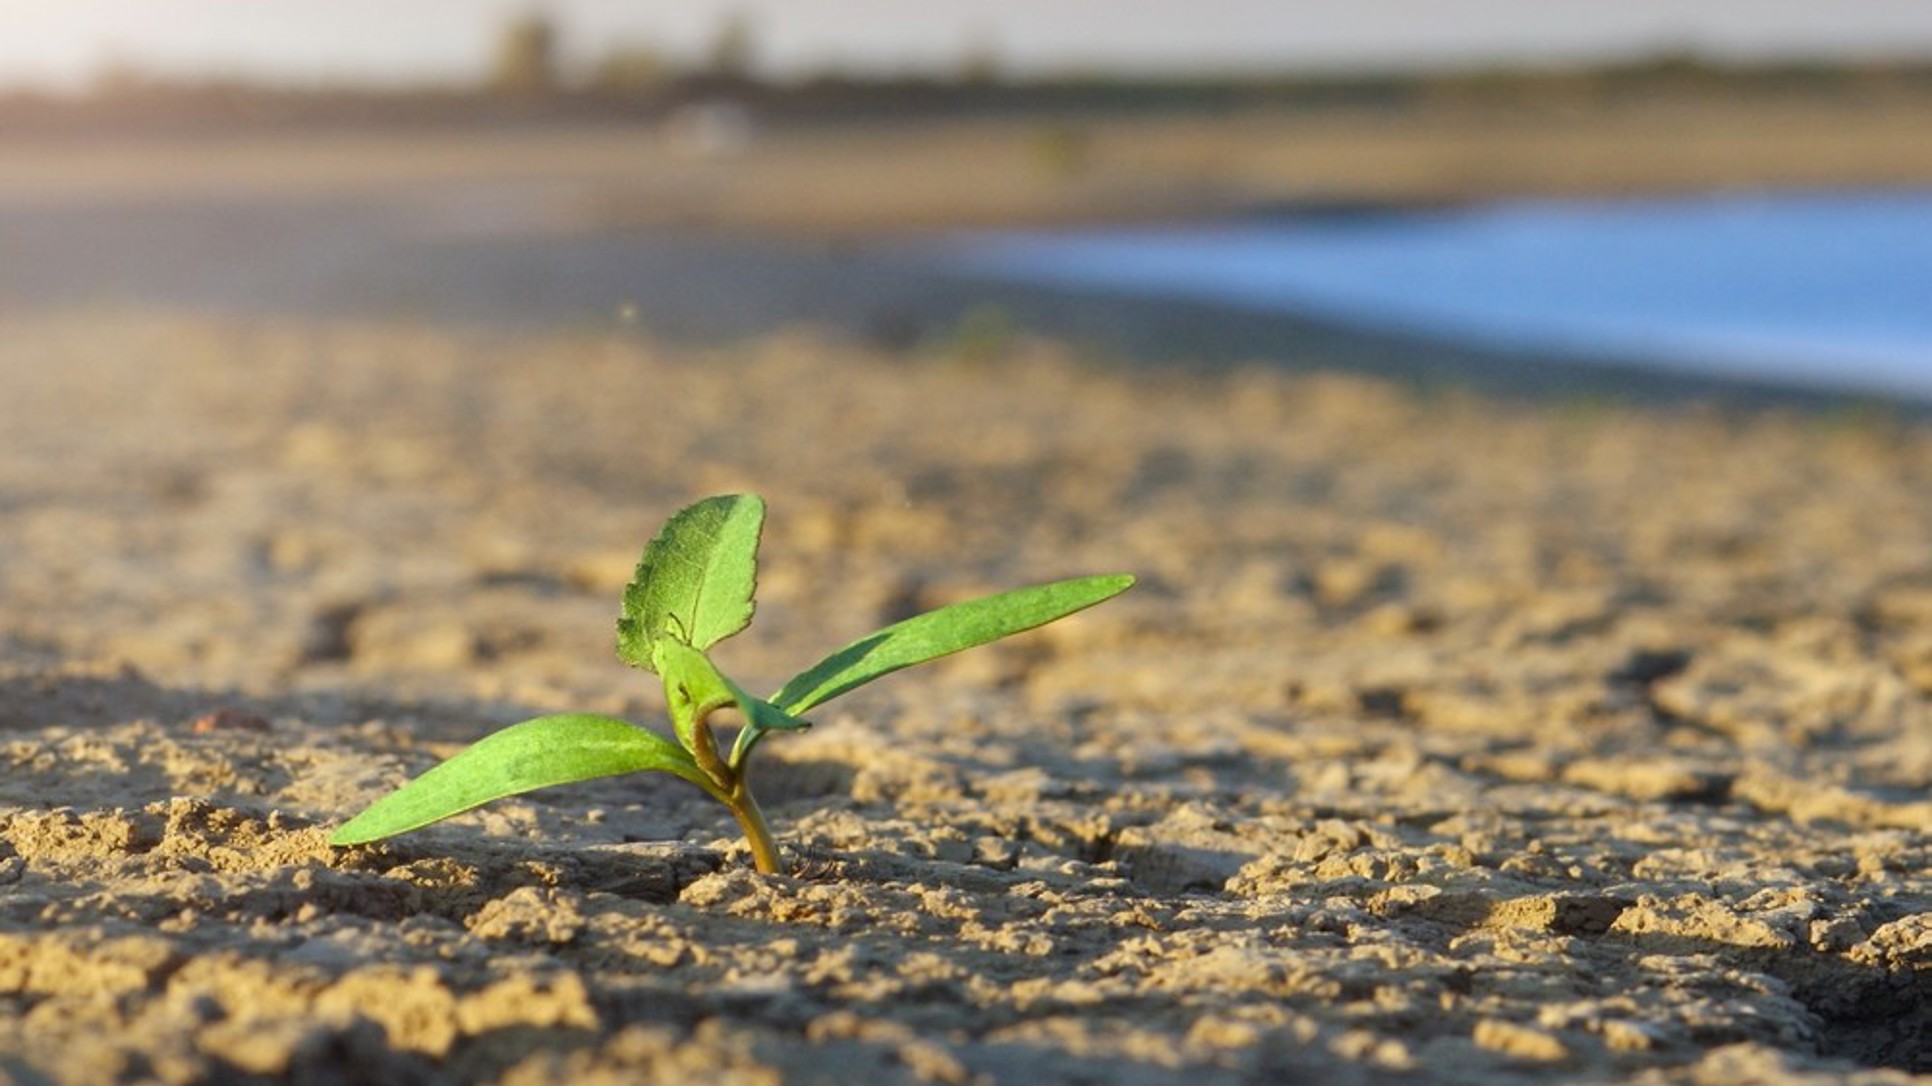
[[935, 190, 1932, 402]]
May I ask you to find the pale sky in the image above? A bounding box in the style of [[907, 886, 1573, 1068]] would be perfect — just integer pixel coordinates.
[[4, 0, 1932, 90]]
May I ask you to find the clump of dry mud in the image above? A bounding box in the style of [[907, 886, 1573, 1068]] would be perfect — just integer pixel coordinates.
[[0, 312, 1927, 1084]]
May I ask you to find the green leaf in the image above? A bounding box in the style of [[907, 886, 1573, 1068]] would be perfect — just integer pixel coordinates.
[[656, 638, 811, 756], [616, 494, 764, 673], [772, 573, 1135, 715], [329, 713, 718, 846]]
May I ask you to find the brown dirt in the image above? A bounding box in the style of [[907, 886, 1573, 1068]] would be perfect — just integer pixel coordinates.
[[0, 311, 1928, 1083], [6, 95, 1932, 232]]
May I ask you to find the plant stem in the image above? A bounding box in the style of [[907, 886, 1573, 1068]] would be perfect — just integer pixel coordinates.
[[727, 777, 782, 875], [687, 708, 780, 873], [690, 717, 732, 792]]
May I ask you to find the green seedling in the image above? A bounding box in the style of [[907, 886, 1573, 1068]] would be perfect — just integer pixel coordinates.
[[330, 493, 1134, 874]]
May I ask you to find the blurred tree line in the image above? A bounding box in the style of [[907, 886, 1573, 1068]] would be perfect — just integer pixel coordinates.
[[5, 6, 1932, 134], [487, 9, 1932, 112], [488, 9, 759, 100]]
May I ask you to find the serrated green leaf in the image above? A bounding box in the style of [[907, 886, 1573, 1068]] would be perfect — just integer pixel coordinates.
[[657, 638, 811, 757], [329, 713, 717, 846], [617, 494, 764, 672], [771, 573, 1135, 715]]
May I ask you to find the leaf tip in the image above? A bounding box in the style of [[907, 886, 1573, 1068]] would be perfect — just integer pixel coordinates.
[[327, 822, 371, 848]]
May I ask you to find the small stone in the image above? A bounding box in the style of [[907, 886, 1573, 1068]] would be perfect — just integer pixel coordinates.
[[1473, 1020, 1569, 1062]]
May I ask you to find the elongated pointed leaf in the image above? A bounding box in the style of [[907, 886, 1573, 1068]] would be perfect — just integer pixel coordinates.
[[617, 494, 763, 673], [772, 573, 1135, 714], [330, 713, 717, 846]]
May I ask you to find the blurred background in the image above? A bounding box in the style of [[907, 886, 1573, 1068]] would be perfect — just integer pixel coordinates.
[[3, 0, 1931, 401]]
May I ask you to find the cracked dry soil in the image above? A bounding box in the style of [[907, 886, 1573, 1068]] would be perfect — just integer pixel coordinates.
[[0, 312, 1928, 1084]]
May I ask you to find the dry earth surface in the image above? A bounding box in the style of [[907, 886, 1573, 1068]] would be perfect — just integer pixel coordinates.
[[0, 311, 1928, 1084], [8, 96, 1932, 232]]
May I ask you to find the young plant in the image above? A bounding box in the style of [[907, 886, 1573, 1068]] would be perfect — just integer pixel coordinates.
[[330, 493, 1134, 874]]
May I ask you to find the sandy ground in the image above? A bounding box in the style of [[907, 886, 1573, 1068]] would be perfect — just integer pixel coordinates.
[[0, 308, 1928, 1084], [5, 96, 1932, 231], [2, 96, 1930, 1083]]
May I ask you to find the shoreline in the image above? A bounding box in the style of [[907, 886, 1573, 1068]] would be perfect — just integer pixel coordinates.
[[911, 189, 1932, 409], [6, 101, 1932, 412], [0, 188, 1918, 416]]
